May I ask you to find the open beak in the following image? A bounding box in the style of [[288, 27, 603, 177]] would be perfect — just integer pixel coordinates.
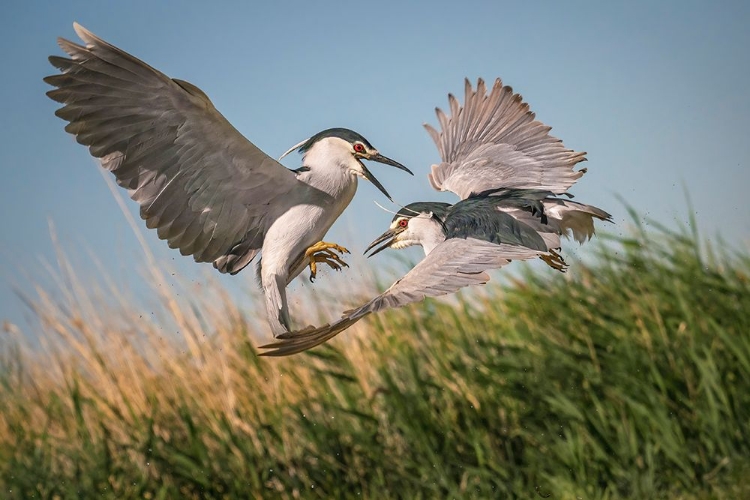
[[364, 228, 400, 257], [358, 153, 413, 202], [368, 153, 413, 174]]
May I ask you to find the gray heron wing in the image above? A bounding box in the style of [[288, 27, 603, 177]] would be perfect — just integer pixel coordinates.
[[45, 23, 300, 265], [258, 238, 542, 356], [425, 78, 587, 199]]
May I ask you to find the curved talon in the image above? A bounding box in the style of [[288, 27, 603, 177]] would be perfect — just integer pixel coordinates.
[[304, 241, 350, 257], [540, 249, 568, 272], [306, 241, 351, 282], [321, 250, 349, 267]]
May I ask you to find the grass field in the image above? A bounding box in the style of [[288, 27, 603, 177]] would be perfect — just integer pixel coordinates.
[[2, 212, 749, 499]]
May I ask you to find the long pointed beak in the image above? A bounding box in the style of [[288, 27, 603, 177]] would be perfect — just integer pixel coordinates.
[[368, 153, 413, 175], [364, 228, 399, 257], [360, 164, 394, 201], [357, 152, 411, 201]]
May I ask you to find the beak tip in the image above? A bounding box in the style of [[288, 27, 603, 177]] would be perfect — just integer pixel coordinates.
[[364, 229, 398, 258]]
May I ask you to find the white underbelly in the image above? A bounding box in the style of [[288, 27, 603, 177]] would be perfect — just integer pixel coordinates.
[[260, 174, 357, 281], [266, 204, 328, 252]]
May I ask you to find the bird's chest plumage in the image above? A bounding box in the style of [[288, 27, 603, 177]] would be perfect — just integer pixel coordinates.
[[261, 169, 357, 274], [298, 166, 357, 223]]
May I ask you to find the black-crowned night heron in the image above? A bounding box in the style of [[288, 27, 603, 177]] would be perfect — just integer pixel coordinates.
[[260, 78, 612, 356], [44, 23, 412, 337]]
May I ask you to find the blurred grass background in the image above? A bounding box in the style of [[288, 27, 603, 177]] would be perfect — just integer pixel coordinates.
[[1, 210, 749, 499]]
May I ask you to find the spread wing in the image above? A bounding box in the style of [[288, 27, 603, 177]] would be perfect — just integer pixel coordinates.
[[425, 78, 587, 199], [258, 238, 542, 356], [45, 23, 300, 268]]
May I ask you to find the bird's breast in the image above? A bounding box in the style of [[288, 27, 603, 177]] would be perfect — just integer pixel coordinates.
[[260, 174, 357, 276]]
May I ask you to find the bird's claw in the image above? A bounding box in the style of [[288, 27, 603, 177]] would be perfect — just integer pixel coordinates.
[[304, 241, 350, 257], [540, 249, 568, 272], [306, 241, 350, 282]]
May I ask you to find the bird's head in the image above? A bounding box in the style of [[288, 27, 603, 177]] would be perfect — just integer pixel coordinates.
[[279, 128, 412, 200], [365, 202, 452, 257]]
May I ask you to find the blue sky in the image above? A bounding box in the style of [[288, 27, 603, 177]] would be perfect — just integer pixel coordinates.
[[1, 1, 748, 332]]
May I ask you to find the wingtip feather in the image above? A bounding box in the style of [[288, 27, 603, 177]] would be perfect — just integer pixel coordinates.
[[72, 22, 93, 43]]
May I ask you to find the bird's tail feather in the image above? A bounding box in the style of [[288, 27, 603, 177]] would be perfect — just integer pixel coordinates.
[[543, 199, 612, 244]]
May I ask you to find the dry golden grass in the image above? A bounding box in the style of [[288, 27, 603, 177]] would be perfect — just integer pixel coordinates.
[[2, 212, 750, 498]]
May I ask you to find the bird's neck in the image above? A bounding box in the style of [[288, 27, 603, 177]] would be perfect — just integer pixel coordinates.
[[421, 233, 446, 256], [413, 218, 447, 256]]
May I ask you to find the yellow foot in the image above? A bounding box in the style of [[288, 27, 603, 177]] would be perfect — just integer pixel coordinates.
[[540, 249, 568, 273], [305, 241, 350, 282]]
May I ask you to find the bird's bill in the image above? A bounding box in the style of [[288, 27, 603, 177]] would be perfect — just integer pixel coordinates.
[[359, 163, 395, 201], [368, 153, 413, 175], [358, 152, 411, 201], [364, 228, 400, 257]]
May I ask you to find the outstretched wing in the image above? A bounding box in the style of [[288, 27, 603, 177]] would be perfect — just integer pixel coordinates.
[[45, 23, 300, 269], [258, 238, 542, 356], [425, 78, 587, 199]]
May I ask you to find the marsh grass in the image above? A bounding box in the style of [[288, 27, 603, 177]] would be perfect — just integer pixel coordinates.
[[1, 212, 749, 499]]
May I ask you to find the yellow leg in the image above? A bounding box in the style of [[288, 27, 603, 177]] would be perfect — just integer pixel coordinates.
[[305, 241, 350, 282]]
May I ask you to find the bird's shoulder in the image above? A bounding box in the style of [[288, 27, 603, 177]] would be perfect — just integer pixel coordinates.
[[443, 193, 549, 251]]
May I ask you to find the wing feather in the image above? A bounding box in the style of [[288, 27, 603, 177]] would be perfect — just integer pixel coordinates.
[[45, 23, 300, 269], [258, 238, 542, 356], [427, 78, 587, 199]]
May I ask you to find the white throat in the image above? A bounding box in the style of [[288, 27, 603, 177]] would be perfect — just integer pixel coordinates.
[[410, 216, 446, 255]]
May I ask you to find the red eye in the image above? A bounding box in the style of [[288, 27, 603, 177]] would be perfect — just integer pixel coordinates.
[[353, 143, 365, 153], [398, 219, 408, 228]]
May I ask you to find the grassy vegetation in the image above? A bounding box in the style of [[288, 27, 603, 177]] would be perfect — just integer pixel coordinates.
[[1, 212, 749, 499]]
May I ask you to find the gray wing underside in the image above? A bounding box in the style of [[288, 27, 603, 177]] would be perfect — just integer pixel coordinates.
[[425, 78, 587, 199], [259, 238, 542, 356], [45, 23, 299, 266]]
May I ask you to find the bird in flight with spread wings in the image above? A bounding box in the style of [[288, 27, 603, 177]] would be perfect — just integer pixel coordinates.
[[259, 78, 612, 356], [44, 23, 413, 338]]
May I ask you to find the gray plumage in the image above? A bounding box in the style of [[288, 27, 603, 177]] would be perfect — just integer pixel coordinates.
[[46, 25, 298, 271], [443, 197, 550, 251], [45, 23, 411, 337], [259, 77, 611, 356], [426, 78, 587, 199], [259, 238, 543, 356]]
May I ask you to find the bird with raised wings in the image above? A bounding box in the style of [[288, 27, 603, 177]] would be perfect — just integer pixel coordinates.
[[44, 23, 412, 337], [260, 78, 611, 356]]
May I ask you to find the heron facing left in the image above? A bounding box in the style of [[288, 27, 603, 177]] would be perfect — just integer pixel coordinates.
[[44, 23, 412, 336]]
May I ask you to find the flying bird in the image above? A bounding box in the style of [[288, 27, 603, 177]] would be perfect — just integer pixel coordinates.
[[44, 23, 412, 337], [259, 78, 611, 356]]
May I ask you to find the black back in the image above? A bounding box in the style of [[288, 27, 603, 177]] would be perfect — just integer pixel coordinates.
[[445, 196, 549, 251]]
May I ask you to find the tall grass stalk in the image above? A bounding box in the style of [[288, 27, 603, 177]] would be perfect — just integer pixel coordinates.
[[1, 213, 749, 499]]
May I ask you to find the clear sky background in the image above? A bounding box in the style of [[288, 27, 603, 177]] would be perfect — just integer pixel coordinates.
[[1, 1, 748, 333]]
